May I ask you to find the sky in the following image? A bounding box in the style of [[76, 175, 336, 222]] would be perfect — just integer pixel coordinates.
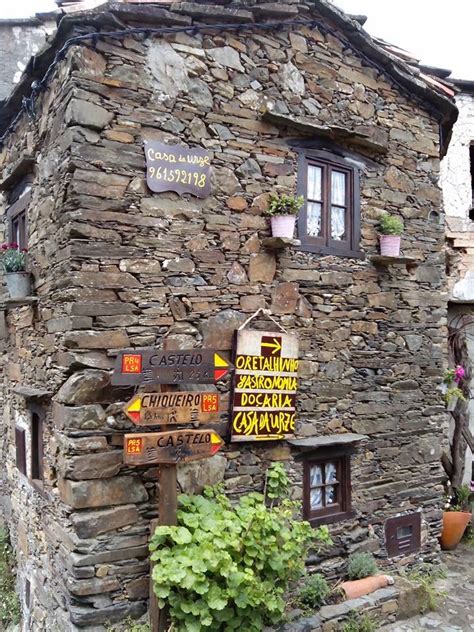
[[1, 0, 473, 79]]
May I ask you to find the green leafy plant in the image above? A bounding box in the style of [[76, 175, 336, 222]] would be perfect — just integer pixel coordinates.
[[106, 619, 150, 632], [264, 462, 289, 501], [378, 214, 404, 235], [265, 194, 304, 217], [106, 620, 151, 632], [346, 552, 378, 580], [463, 523, 474, 545], [406, 563, 447, 613], [444, 386, 467, 406], [296, 573, 330, 610], [0, 243, 27, 272], [341, 612, 377, 632], [451, 484, 473, 512], [149, 464, 332, 631], [0, 528, 21, 628]]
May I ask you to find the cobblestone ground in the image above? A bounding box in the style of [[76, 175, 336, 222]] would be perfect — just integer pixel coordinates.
[[382, 544, 474, 631]]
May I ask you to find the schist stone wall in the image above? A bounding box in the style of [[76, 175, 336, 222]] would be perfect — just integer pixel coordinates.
[[0, 1, 453, 629]]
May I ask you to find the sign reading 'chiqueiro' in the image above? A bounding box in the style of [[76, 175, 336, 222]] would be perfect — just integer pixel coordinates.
[[230, 330, 298, 441], [123, 391, 220, 426]]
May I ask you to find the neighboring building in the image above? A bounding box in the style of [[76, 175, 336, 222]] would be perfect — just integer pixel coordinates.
[[0, 16, 56, 101], [440, 79, 474, 489], [0, 1, 458, 629]]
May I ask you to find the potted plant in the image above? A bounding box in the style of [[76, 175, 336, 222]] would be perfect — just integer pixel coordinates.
[[265, 193, 304, 239], [440, 483, 473, 550], [378, 213, 404, 256], [442, 365, 467, 411], [1, 243, 31, 299]]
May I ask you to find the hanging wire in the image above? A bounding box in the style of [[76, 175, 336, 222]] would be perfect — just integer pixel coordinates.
[[0, 15, 449, 147]]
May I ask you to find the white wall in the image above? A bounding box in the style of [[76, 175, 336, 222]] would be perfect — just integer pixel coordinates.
[[440, 92, 474, 219]]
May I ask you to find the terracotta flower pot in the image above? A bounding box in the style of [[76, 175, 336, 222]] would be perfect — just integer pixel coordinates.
[[379, 235, 401, 256], [340, 574, 393, 600], [270, 215, 296, 239], [440, 511, 472, 550]]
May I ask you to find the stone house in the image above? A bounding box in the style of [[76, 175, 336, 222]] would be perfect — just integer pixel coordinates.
[[440, 78, 474, 490], [0, 0, 458, 629]]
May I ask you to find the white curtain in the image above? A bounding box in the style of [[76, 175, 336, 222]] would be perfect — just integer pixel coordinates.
[[331, 170, 346, 240]]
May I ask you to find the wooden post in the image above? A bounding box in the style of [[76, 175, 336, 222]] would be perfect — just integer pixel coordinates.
[[150, 380, 178, 632], [150, 464, 178, 632]]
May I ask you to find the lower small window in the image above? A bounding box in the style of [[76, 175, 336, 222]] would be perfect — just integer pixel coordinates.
[[303, 452, 353, 526]]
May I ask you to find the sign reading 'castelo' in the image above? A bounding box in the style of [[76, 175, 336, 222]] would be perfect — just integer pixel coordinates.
[[144, 140, 212, 198], [124, 429, 224, 465], [230, 330, 298, 442], [111, 348, 233, 386]]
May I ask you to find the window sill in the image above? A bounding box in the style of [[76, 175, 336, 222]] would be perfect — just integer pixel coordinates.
[[308, 510, 356, 527], [370, 255, 419, 267], [0, 297, 38, 310], [262, 237, 301, 250], [298, 243, 366, 259]]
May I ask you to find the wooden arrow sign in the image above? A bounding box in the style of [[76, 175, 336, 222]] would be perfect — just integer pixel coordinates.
[[123, 391, 220, 426], [123, 429, 224, 465], [111, 348, 233, 386]]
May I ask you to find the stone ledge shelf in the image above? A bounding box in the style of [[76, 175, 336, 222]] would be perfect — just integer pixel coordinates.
[[262, 237, 301, 250], [12, 385, 53, 400], [288, 433, 368, 450], [370, 255, 420, 267], [0, 297, 38, 310]]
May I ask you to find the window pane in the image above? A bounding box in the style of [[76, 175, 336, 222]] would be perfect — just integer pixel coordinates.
[[331, 170, 346, 205], [307, 202, 322, 237], [310, 487, 323, 509], [310, 465, 322, 487], [325, 462, 338, 483], [326, 486, 337, 505], [331, 206, 346, 240], [307, 165, 322, 201]]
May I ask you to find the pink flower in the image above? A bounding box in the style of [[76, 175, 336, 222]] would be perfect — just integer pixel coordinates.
[[1, 243, 8, 250], [454, 365, 465, 384], [9, 242, 18, 250]]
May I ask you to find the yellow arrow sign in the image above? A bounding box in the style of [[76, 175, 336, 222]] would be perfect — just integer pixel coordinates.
[[261, 338, 282, 355]]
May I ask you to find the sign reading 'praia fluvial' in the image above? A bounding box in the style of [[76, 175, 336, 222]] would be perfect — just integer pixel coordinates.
[[144, 140, 212, 198], [231, 330, 298, 442]]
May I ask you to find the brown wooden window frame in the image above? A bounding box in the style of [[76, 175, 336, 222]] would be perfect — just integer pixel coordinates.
[[29, 404, 44, 488], [15, 426, 27, 476], [6, 190, 30, 250], [302, 447, 354, 527], [297, 149, 362, 258]]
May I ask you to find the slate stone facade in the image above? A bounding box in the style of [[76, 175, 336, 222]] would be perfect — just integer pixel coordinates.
[[0, 1, 457, 629]]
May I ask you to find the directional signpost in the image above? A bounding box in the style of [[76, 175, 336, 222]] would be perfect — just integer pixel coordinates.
[[124, 429, 224, 466], [123, 391, 220, 426], [113, 346, 233, 632], [111, 348, 233, 386]]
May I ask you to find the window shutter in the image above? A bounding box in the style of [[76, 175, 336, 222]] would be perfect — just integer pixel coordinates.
[[15, 427, 26, 475]]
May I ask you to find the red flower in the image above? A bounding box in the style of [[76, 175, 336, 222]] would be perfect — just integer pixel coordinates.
[[9, 242, 19, 250], [21, 248, 28, 253], [1, 243, 8, 250]]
